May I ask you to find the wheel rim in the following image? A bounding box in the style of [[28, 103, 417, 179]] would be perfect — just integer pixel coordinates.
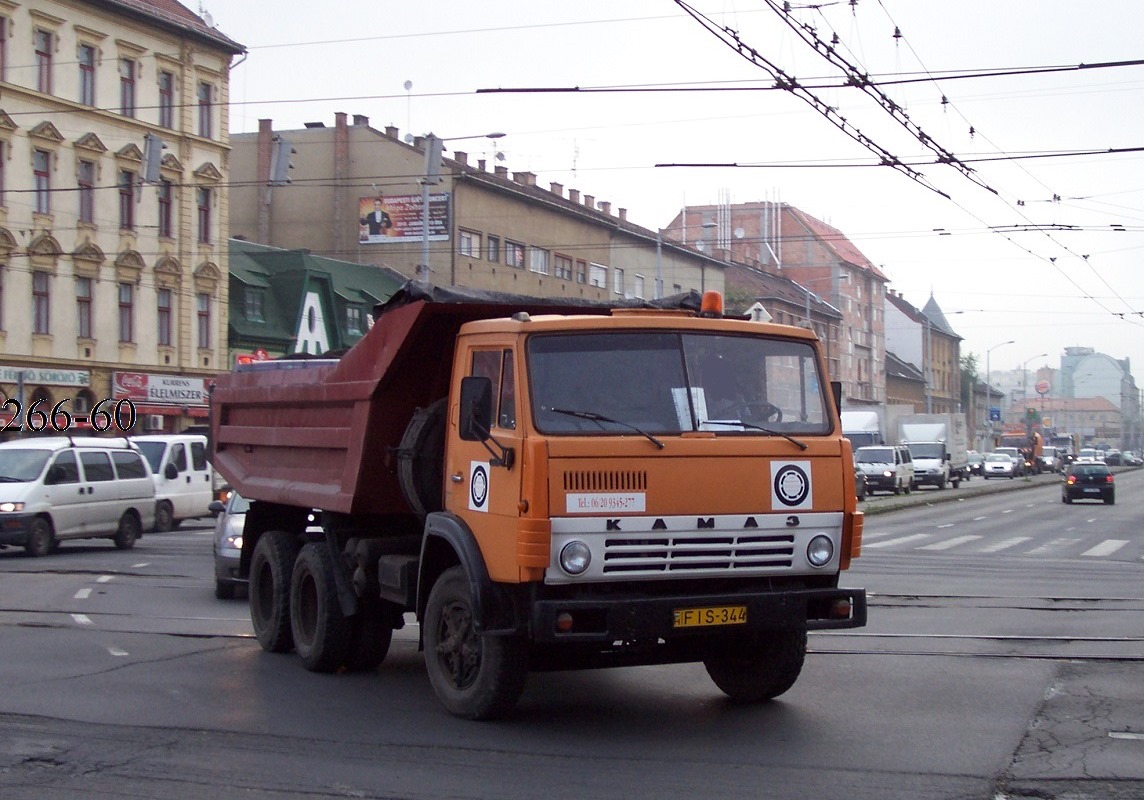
[[295, 570, 319, 647], [435, 599, 480, 689]]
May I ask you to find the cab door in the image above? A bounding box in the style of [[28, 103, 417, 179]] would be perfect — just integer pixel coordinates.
[[42, 450, 86, 538], [444, 345, 525, 584]]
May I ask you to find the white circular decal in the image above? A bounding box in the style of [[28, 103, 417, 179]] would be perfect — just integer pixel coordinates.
[[470, 464, 489, 509], [773, 464, 810, 507]]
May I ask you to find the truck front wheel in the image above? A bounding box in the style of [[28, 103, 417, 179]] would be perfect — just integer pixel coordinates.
[[290, 542, 352, 672], [423, 566, 527, 720], [704, 628, 807, 703], [250, 530, 299, 653]]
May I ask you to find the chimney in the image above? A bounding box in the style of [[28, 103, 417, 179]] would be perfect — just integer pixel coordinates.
[[584, 195, 595, 209], [495, 165, 508, 178], [599, 201, 611, 215], [335, 111, 347, 130], [454, 150, 468, 166], [618, 208, 627, 221], [550, 182, 564, 197], [353, 114, 369, 126], [413, 136, 424, 149], [478, 159, 486, 171], [513, 171, 536, 187], [568, 189, 580, 204], [385, 125, 398, 138]]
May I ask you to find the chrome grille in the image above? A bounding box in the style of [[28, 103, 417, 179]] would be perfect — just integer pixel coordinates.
[[601, 532, 795, 573]]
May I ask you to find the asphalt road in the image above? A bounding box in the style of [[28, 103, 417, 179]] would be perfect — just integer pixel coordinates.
[[0, 471, 1140, 800]]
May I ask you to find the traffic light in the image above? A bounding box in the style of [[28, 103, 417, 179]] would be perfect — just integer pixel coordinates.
[[269, 135, 296, 185]]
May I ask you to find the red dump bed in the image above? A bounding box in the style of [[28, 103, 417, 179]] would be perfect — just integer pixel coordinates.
[[210, 284, 685, 515]]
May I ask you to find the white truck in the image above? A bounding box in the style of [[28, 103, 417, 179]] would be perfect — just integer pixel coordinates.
[[895, 414, 970, 489]]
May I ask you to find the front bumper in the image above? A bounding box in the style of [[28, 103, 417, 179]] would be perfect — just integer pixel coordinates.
[[0, 514, 34, 547], [530, 586, 867, 643]]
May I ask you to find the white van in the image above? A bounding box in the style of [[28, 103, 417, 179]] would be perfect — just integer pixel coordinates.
[[131, 434, 215, 532], [0, 437, 155, 556], [854, 444, 915, 495]]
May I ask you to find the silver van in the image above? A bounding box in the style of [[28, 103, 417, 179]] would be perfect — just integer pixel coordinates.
[[0, 437, 155, 556], [131, 434, 215, 532], [854, 444, 915, 495]]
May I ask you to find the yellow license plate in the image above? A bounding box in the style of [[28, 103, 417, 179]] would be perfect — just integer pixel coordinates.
[[672, 605, 748, 628]]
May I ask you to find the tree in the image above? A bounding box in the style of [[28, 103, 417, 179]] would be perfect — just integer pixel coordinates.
[[960, 353, 979, 412]]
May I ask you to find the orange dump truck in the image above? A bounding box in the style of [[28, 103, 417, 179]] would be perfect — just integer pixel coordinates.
[[210, 283, 866, 719]]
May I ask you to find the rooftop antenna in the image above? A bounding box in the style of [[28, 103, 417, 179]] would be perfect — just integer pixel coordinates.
[[198, 2, 215, 28], [404, 80, 413, 135]]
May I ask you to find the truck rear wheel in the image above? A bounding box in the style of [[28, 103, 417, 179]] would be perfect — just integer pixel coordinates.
[[250, 530, 299, 653], [290, 542, 352, 672], [424, 566, 527, 720], [344, 599, 395, 672], [704, 628, 807, 703]]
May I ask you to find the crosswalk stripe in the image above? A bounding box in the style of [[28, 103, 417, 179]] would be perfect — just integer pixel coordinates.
[[1027, 537, 1082, 556], [864, 533, 933, 549], [979, 536, 1032, 553], [1081, 540, 1129, 557], [919, 535, 983, 551]]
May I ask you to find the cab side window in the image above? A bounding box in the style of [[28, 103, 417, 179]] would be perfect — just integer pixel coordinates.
[[170, 443, 187, 472], [78, 451, 114, 481], [471, 349, 515, 430], [190, 442, 207, 471], [498, 350, 516, 430], [50, 451, 80, 484], [112, 451, 148, 479]]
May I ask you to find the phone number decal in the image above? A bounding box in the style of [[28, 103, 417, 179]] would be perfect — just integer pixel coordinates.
[[1, 398, 139, 433], [565, 493, 647, 514]]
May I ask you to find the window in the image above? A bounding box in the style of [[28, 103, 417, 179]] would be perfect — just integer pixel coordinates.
[[33, 150, 51, 214], [33, 272, 50, 334], [158, 180, 173, 237], [245, 287, 265, 322], [112, 451, 148, 480], [470, 349, 516, 430], [575, 260, 587, 284], [613, 267, 625, 295], [589, 263, 607, 288], [506, 241, 525, 269], [499, 350, 516, 429], [158, 71, 175, 128], [78, 160, 95, 223], [157, 288, 172, 346], [190, 442, 207, 471], [0, 17, 7, 82], [119, 58, 136, 117], [34, 30, 52, 94], [118, 282, 134, 342], [78, 45, 96, 106], [197, 293, 210, 349], [78, 452, 114, 482], [458, 229, 480, 257], [634, 274, 645, 299], [119, 170, 135, 230], [197, 187, 211, 243], [50, 451, 79, 484], [345, 305, 364, 334], [197, 82, 212, 137], [76, 277, 93, 338], [486, 235, 500, 263], [529, 247, 549, 275], [554, 254, 573, 281]]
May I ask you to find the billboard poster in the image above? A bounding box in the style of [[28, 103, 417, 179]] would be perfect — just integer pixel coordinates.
[[358, 194, 450, 244], [112, 372, 209, 407]]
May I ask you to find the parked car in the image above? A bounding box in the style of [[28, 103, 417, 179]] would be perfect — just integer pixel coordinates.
[[211, 489, 249, 599], [854, 466, 868, 501], [0, 437, 154, 556], [983, 452, 1016, 479], [1061, 463, 1115, 505], [967, 450, 984, 476], [854, 444, 914, 495]]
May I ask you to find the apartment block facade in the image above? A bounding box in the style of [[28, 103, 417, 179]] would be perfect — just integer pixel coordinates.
[[0, 0, 243, 434]]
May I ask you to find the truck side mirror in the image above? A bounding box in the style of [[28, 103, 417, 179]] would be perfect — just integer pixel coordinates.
[[164, 463, 179, 480], [459, 376, 493, 442]]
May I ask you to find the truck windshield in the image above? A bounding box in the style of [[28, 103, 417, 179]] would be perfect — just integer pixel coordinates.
[[907, 443, 944, 459], [528, 331, 829, 436], [134, 441, 166, 474], [0, 449, 53, 482]]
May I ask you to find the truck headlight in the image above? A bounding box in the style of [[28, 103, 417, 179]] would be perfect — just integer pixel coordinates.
[[0, 502, 24, 513], [807, 535, 834, 567], [559, 541, 591, 576]]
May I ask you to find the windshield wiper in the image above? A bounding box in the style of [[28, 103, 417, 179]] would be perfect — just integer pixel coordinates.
[[0, 475, 26, 482], [703, 420, 808, 451], [549, 408, 665, 449]]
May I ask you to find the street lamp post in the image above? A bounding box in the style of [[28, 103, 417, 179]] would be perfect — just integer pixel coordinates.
[[415, 131, 504, 285], [985, 339, 1014, 449]]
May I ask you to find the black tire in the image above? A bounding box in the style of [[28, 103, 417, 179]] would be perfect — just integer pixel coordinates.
[[423, 566, 527, 720], [1061, 495, 1067, 504], [25, 517, 55, 557], [893, 483, 901, 496], [154, 501, 174, 533], [1105, 496, 1115, 505], [290, 542, 353, 673], [113, 513, 140, 550], [1064, 494, 1072, 504], [249, 530, 300, 653], [704, 628, 807, 703], [215, 580, 236, 600], [344, 599, 396, 672]]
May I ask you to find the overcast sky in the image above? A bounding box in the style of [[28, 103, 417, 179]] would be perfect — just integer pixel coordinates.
[[208, 0, 1144, 387]]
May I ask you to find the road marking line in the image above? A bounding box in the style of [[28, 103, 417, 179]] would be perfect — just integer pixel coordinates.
[[74, 588, 92, 600], [108, 647, 129, 657], [132, 563, 149, 568], [1027, 537, 1082, 556], [937, 523, 954, 529], [920, 535, 983, 551], [1001, 509, 1014, 514], [1087, 518, 1099, 523], [863, 534, 933, 549], [1081, 540, 1129, 557], [979, 536, 1032, 553], [1109, 732, 1144, 741], [71, 614, 92, 625], [97, 575, 112, 583], [972, 516, 987, 521]]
